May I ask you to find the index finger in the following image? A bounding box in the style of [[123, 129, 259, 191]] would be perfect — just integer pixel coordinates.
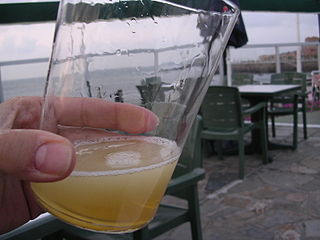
[[48, 97, 159, 134]]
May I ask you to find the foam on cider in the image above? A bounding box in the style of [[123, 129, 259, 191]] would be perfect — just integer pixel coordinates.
[[72, 136, 180, 177]]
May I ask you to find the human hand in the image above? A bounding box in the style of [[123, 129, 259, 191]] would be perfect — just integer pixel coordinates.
[[0, 96, 158, 233]]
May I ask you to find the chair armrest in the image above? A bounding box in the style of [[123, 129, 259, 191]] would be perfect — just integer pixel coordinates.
[[0, 214, 64, 240], [242, 102, 266, 116], [166, 168, 205, 194], [296, 91, 309, 99]]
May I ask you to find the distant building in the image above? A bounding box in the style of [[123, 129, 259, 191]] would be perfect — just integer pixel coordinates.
[[302, 36, 319, 60], [233, 36, 319, 73], [258, 36, 319, 63], [281, 51, 296, 62], [259, 54, 275, 62]]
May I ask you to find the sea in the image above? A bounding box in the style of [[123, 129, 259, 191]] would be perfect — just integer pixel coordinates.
[[2, 77, 46, 100], [1, 67, 207, 101], [1, 68, 272, 101]]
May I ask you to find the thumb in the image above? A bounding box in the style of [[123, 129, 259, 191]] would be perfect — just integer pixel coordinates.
[[0, 129, 75, 182]]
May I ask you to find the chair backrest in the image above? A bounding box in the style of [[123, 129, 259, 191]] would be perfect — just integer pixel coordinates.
[[200, 86, 243, 130], [136, 77, 167, 107], [291, 72, 307, 93], [172, 115, 202, 178], [271, 72, 307, 92], [136, 83, 164, 107], [232, 73, 254, 86], [150, 102, 186, 141], [271, 72, 291, 84]]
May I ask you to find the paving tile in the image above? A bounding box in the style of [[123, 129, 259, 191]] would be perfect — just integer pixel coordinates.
[[240, 224, 274, 240], [299, 176, 320, 191], [304, 219, 320, 238], [301, 190, 320, 217], [285, 192, 309, 202], [258, 169, 315, 188], [301, 156, 320, 171], [220, 195, 252, 208], [155, 127, 320, 240], [273, 223, 304, 240], [243, 185, 287, 200], [254, 208, 308, 229]]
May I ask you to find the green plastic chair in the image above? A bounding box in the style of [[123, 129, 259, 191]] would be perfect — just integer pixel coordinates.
[[136, 84, 164, 106], [232, 73, 254, 86], [200, 86, 268, 179], [231, 73, 254, 108], [268, 72, 308, 150], [0, 116, 205, 240], [133, 114, 205, 240]]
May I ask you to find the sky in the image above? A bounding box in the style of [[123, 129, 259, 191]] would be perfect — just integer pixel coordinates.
[[242, 12, 319, 44], [230, 12, 319, 62], [0, 1, 319, 79]]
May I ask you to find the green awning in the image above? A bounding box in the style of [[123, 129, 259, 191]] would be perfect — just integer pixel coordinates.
[[0, 2, 58, 23], [239, 0, 320, 13], [171, 0, 320, 13], [0, 0, 319, 24]]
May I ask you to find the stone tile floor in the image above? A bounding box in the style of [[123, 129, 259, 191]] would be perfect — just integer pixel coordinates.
[[156, 125, 320, 240]]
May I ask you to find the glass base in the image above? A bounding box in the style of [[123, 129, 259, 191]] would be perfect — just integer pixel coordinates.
[[37, 197, 151, 234]]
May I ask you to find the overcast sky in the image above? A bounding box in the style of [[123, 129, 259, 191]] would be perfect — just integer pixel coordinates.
[[0, 11, 318, 61], [230, 11, 319, 62], [242, 12, 318, 44], [0, 2, 319, 79]]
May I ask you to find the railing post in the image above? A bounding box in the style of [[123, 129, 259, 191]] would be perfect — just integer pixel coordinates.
[[318, 43, 320, 70], [219, 52, 225, 85], [296, 14, 302, 73], [296, 45, 302, 73], [154, 50, 159, 75], [0, 65, 4, 103], [275, 46, 281, 73], [226, 47, 232, 86]]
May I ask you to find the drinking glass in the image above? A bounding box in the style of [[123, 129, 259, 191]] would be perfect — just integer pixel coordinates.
[[31, 0, 239, 233]]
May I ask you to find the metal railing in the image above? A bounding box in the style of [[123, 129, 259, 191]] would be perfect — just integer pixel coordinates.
[[225, 41, 320, 85], [0, 57, 50, 102], [1, 41, 319, 102], [0, 43, 199, 102]]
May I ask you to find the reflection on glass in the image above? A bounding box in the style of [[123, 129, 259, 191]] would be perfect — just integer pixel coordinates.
[[31, 0, 239, 233]]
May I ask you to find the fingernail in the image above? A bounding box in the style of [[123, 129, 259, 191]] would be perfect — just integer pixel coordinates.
[[147, 112, 160, 130], [35, 142, 72, 176]]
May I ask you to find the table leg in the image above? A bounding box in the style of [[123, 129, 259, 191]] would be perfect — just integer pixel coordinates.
[[245, 97, 273, 163], [248, 96, 296, 152]]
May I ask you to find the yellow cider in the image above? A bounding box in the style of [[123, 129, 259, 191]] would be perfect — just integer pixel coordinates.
[[31, 136, 180, 232]]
